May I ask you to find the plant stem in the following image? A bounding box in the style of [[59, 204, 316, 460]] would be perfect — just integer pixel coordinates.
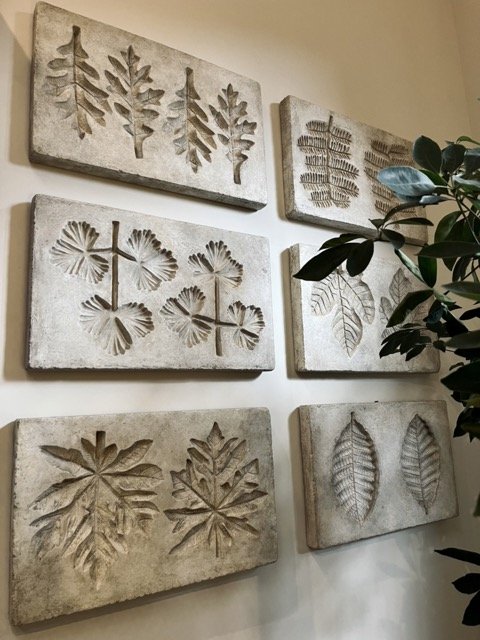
[[111, 221, 120, 311], [214, 277, 223, 356]]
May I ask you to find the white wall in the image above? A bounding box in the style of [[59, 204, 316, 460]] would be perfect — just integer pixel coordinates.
[[0, 0, 479, 638]]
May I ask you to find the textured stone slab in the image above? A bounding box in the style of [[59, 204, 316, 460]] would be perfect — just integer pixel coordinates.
[[299, 401, 457, 549], [289, 243, 439, 373], [10, 408, 277, 625], [280, 95, 427, 245], [27, 195, 274, 370], [30, 3, 267, 210]]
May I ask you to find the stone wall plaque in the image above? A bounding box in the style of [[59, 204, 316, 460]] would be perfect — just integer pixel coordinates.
[[299, 401, 457, 549], [30, 3, 267, 210], [289, 243, 439, 373], [27, 195, 275, 370], [280, 95, 427, 245], [10, 408, 277, 625]]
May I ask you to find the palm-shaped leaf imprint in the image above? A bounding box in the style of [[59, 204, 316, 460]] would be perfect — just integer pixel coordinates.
[[164, 422, 267, 557], [105, 45, 164, 158], [125, 229, 178, 291], [46, 26, 110, 139], [80, 295, 154, 355], [226, 302, 265, 350], [364, 140, 417, 218], [30, 430, 162, 588], [298, 117, 359, 208], [379, 268, 425, 339], [50, 221, 109, 284], [209, 84, 257, 185], [332, 413, 378, 523], [160, 286, 213, 347], [311, 268, 375, 357], [188, 240, 243, 287], [401, 414, 440, 514], [167, 67, 216, 173]]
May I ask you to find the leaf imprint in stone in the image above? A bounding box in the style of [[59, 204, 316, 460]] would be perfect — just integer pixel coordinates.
[[50, 221, 109, 284], [160, 286, 212, 347], [227, 301, 265, 350], [125, 229, 178, 291], [189, 240, 243, 287], [401, 414, 440, 513], [331, 413, 378, 523]]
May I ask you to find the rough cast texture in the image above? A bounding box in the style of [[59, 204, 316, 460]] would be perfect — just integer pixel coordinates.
[[10, 408, 277, 625], [30, 3, 267, 209], [280, 95, 427, 245], [299, 401, 457, 549], [289, 243, 439, 373], [27, 195, 274, 370]]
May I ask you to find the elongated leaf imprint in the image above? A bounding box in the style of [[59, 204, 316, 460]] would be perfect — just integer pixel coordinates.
[[46, 26, 110, 139], [30, 430, 162, 588], [167, 67, 216, 173], [210, 84, 256, 184], [298, 117, 359, 208], [379, 268, 426, 339], [332, 413, 378, 523], [401, 414, 440, 513], [311, 268, 374, 356], [164, 422, 267, 557], [106, 45, 164, 158]]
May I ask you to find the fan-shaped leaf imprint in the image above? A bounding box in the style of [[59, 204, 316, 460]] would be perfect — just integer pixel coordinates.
[[331, 413, 378, 523], [50, 221, 109, 284], [125, 229, 178, 291], [401, 414, 440, 513]]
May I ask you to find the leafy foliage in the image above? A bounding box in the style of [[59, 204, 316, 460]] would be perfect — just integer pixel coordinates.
[[294, 132, 480, 626]]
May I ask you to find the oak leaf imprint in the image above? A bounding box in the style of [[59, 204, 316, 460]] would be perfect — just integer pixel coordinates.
[[30, 430, 162, 588], [164, 422, 267, 557]]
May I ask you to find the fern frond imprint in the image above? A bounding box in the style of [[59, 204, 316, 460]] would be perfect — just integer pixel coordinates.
[[164, 422, 267, 557], [30, 430, 162, 588], [209, 84, 257, 185], [160, 241, 264, 357], [105, 45, 164, 158], [331, 412, 378, 523], [401, 414, 440, 514], [311, 268, 374, 357], [50, 221, 177, 355], [167, 67, 216, 173], [298, 116, 359, 208], [46, 26, 110, 139]]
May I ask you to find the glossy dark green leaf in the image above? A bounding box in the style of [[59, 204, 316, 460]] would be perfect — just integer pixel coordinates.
[[320, 233, 365, 250], [452, 256, 472, 282], [387, 290, 433, 327], [346, 240, 374, 277], [460, 306, 480, 320], [394, 249, 424, 283], [475, 494, 480, 517], [413, 136, 442, 172], [419, 169, 448, 187], [441, 144, 465, 174], [383, 201, 422, 224], [442, 362, 480, 393], [418, 255, 437, 287], [435, 547, 480, 566], [387, 217, 433, 227], [453, 573, 480, 594], [456, 136, 480, 146], [294, 244, 352, 281], [444, 281, 480, 300], [446, 330, 480, 349], [369, 218, 385, 229], [464, 148, 480, 176], [406, 345, 426, 360], [434, 211, 461, 243], [419, 242, 479, 258], [381, 228, 405, 249], [454, 176, 480, 190], [463, 591, 480, 626], [378, 166, 436, 197]]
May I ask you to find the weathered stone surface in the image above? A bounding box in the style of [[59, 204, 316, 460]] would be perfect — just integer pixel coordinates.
[[27, 195, 274, 370], [299, 401, 457, 550], [289, 243, 439, 373], [280, 95, 427, 245], [30, 3, 267, 210], [10, 408, 277, 625]]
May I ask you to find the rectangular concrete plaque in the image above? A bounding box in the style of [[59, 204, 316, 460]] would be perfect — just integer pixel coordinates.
[[289, 243, 439, 373], [280, 95, 427, 245], [10, 408, 277, 625], [299, 401, 457, 549], [27, 195, 274, 370], [31, 3, 267, 210]]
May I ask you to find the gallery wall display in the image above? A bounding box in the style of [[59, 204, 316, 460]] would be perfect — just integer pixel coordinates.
[[299, 401, 457, 549], [27, 195, 275, 370], [30, 3, 267, 209], [289, 243, 440, 373], [10, 408, 277, 625], [280, 95, 427, 245]]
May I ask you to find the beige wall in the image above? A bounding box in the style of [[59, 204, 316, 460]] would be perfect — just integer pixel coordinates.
[[0, 0, 478, 638]]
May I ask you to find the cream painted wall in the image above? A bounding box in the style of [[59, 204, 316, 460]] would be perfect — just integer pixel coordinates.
[[0, 1, 478, 639]]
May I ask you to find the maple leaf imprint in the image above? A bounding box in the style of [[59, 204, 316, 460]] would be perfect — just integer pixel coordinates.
[[30, 431, 162, 589], [164, 422, 267, 558]]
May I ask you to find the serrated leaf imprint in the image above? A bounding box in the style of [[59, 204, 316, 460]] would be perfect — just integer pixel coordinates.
[[332, 413, 378, 523], [46, 26, 111, 139], [30, 431, 162, 588], [167, 67, 216, 173], [50, 221, 177, 354], [106, 45, 164, 158], [209, 84, 256, 184], [298, 117, 359, 208], [311, 268, 374, 356], [379, 268, 427, 339], [401, 414, 440, 513], [164, 422, 267, 557], [160, 241, 264, 356]]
